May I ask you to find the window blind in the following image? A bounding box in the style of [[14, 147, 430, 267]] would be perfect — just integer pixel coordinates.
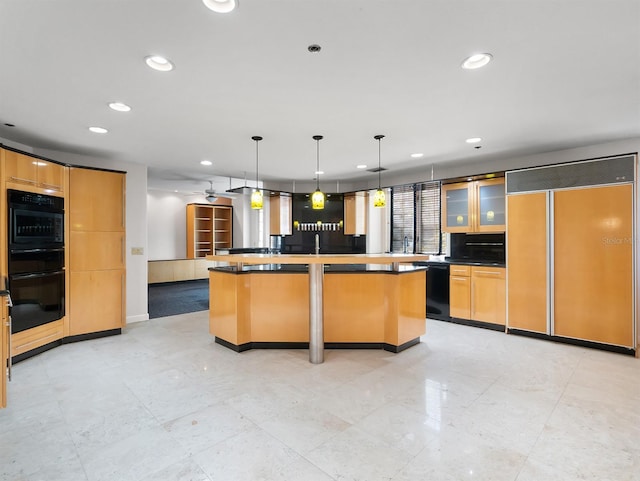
[[391, 184, 415, 253], [391, 181, 442, 254], [415, 181, 441, 254]]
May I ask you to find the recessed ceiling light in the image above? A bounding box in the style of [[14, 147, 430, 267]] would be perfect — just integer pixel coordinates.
[[89, 126, 108, 134], [200, 160, 212, 166], [356, 164, 367, 169], [109, 102, 131, 112], [410, 153, 424, 158], [315, 171, 324, 175], [145, 55, 174, 72], [202, 0, 237, 13], [466, 137, 482, 144], [461, 53, 492, 70]]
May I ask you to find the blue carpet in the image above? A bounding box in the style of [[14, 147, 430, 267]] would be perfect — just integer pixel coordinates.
[[148, 279, 209, 319]]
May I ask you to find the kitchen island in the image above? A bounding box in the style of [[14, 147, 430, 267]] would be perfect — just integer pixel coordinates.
[[206, 253, 429, 363]]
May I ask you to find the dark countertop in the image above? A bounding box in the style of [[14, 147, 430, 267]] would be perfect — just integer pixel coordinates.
[[210, 264, 427, 274], [414, 259, 506, 268], [0, 290, 9, 297]]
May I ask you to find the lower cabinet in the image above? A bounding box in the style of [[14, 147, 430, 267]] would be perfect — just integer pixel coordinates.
[[449, 265, 471, 319], [69, 270, 125, 336], [450, 264, 506, 326]]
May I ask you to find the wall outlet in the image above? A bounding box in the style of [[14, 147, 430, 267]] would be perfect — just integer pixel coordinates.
[[131, 247, 144, 255]]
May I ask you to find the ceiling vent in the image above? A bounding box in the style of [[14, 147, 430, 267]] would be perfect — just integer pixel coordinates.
[[367, 166, 387, 173]]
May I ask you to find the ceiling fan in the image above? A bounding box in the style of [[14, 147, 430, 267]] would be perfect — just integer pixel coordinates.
[[203, 180, 236, 202]]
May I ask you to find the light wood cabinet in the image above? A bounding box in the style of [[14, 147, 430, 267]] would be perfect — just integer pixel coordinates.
[[507, 192, 548, 333], [344, 192, 367, 236], [69, 270, 124, 335], [471, 267, 506, 325], [187, 204, 232, 258], [68, 168, 126, 336], [270, 194, 292, 236], [442, 178, 505, 233], [68, 167, 125, 231], [450, 264, 505, 325], [449, 265, 471, 319], [3, 149, 65, 194], [553, 185, 633, 347], [506, 184, 633, 347]]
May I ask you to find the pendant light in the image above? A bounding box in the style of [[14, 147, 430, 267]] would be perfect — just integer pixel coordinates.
[[250, 136, 263, 209], [373, 134, 386, 208], [311, 135, 325, 210]]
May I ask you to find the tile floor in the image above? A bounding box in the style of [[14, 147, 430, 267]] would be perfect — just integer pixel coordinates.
[[1, 312, 639, 481]]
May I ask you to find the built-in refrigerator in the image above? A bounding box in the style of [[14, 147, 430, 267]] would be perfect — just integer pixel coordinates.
[[506, 155, 635, 352]]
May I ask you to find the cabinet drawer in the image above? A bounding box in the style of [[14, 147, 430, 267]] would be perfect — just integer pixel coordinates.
[[470, 266, 505, 279], [450, 265, 471, 276]]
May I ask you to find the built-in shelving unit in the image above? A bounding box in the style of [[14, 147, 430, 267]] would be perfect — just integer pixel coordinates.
[[187, 204, 232, 258]]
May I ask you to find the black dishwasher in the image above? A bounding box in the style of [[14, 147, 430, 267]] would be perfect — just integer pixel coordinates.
[[426, 262, 450, 321]]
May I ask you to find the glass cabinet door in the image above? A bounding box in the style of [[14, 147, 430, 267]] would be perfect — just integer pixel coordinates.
[[442, 184, 471, 232], [477, 180, 506, 231]]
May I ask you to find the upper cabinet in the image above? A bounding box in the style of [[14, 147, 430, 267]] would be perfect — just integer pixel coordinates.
[[3, 149, 65, 195], [344, 192, 367, 236], [442, 178, 505, 233], [270, 193, 292, 236], [68, 167, 125, 231]]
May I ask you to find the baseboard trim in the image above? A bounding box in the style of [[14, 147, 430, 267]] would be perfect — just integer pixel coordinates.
[[507, 328, 635, 356], [213, 338, 417, 353]]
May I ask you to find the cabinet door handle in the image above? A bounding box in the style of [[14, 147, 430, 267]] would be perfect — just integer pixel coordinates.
[[474, 270, 501, 276], [10, 176, 37, 185], [451, 276, 469, 281], [39, 182, 62, 190]]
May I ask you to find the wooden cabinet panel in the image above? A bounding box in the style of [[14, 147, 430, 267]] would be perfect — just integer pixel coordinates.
[[11, 319, 64, 357], [270, 194, 292, 236], [471, 267, 506, 324], [553, 185, 633, 347], [450, 270, 471, 320], [450, 264, 506, 325], [4, 150, 38, 186], [69, 168, 125, 231], [344, 192, 367, 236], [3, 150, 65, 194], [68, 167, 126, 336], [324, 273, 386, 343], [507, 193, 548, 333], [70, 231, 125, 271], [69, 270, 125, 335], [442, 179, 505, 233], [37, 161, 65, 192]]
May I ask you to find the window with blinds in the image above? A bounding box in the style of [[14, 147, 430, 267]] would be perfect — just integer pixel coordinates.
[[391, 181, 441, 254], [416, 181, 441, 254], [391, 184, 415, 253]]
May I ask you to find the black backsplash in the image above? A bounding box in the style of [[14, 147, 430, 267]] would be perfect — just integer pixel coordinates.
[[277, 193, 366, 254], [449, 233, 505, 263]]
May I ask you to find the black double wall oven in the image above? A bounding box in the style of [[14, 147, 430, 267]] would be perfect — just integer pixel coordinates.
[[8, 190, 65, 334]]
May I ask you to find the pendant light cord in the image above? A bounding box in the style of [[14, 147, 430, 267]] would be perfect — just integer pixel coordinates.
[[316, 139, 320, 190], [251, 135, 262, 189]]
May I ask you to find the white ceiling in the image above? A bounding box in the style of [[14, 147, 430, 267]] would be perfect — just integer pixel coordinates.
[[1, 0, 639, 194]]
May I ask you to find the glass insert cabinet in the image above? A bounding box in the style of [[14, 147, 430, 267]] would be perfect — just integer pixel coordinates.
[[441, 178, 505, 233]]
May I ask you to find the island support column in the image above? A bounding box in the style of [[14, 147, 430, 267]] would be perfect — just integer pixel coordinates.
[[309, 263, 324, 364]]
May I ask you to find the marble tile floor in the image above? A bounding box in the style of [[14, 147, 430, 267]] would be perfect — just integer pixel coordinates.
[[2, 311, 640, 481]]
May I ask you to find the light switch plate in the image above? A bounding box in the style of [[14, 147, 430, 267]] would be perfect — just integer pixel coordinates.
[[131, 247, 144, 255]]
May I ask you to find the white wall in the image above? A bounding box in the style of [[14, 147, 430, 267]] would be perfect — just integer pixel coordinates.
[[147, 190, 213, 260]]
